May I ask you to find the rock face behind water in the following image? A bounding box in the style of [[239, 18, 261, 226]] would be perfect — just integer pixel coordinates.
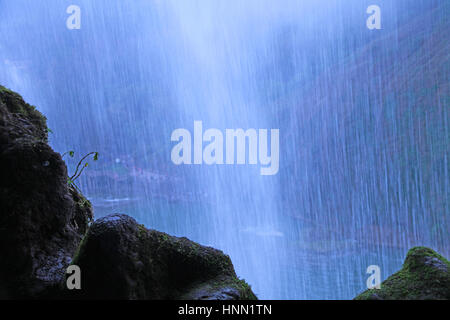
[[70, 214, 256, 300], [355, 247, 450, 300], [0, 86, 93, 298]]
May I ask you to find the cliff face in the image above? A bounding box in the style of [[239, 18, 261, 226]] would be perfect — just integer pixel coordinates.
[[277, 2, 449, 253], [0, 86, 255, 300], [0, 85, 93, 298]]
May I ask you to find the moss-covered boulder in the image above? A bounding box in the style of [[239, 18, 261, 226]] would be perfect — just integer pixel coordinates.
[[355, 247, 450, 300], [70, 214, 256, 300], [0, 86, 93, 298], [0, 85, 48, 142]]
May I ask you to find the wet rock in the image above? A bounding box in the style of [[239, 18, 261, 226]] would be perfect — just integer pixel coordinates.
[[355, 247, 450, 300], [0, 86, 93, 298], [70, 214, 256, 300]]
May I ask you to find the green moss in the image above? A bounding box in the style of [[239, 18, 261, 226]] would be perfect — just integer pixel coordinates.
[[355, 247, 450, 300], [174, 240, 202, 258], [0, 85, 15, 95], [205, 277, 257, 300], [231, 278, 258, 300], [403, 246, 449, 272], [71, 231, 89, 265], [76, 195, 92, 211], [161, 233, 170, 242], [137, 224, 148, 240], [0, 85, 48, 141]]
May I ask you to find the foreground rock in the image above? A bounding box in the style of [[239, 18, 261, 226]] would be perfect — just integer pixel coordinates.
[[355, 247, 450, 300], [70, 214, 257, 300], [0, 86, 93, 298]]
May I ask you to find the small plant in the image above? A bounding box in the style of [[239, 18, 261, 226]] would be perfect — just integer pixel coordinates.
[[63, 151, 99, 192]]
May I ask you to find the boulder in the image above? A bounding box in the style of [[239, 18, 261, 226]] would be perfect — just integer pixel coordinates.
[[355, 247, 450, 300], [70, 213, 257, 300], [0, 85, 93, 298]]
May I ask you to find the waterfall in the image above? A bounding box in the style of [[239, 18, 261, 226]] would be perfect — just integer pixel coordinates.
[[0, 0, 447, 299]]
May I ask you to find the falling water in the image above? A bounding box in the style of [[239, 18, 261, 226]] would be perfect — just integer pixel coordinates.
[[0, 0, 448, 299]]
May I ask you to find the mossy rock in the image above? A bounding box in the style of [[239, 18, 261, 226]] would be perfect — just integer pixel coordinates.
[[355, 247, 450, 300], [0, 85, 92, 298], [70, 214, 257, 300], [0, 85, 48, 142]]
